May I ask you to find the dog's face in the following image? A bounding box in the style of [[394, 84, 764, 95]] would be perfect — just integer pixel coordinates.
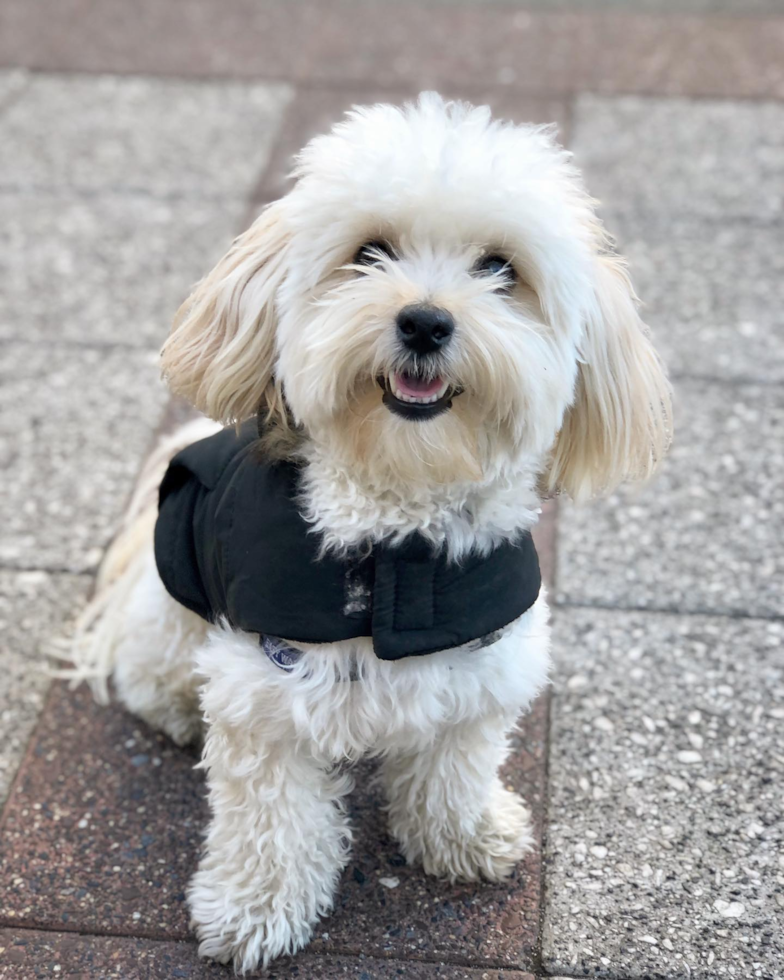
[[163, 94, 670, 499]]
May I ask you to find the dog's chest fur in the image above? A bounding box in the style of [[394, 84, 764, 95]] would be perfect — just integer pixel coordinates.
[[299, 443, 543, 561]]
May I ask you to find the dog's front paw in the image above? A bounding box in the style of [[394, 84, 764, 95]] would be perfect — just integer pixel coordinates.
[[188, 867, 313, 973], [413, 787, 534, 884]]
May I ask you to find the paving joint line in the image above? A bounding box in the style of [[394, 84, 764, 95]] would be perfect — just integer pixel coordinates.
[[553, 596, 784, 623], [0, 182, 257, 205], [8, 63, 784, 105], [668, 369, 783, 388], [0, 563, 97, 577], [0, 922, 540, 976]]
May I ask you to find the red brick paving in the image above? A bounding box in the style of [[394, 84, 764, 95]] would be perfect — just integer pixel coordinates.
[[2, 0, 784, 99], [0, 929, 535, 979], [0, 680, 548, 969]]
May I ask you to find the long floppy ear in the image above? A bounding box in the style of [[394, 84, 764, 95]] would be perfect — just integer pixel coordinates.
[[546, 254, 672, 502], [160, 200, 290, 424]]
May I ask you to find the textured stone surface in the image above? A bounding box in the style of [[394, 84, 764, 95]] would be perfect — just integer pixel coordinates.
[[0, 192, 238, 346], [543, 607, 784, 980], [0, 929, 535, 980], [0, 684, 204, 938], [572, 96, 784, 220], [0, 571, 90, 805], [557, 378, 784, 619], [0, 343, 169, 572], [0, 683, 546, 969], [2, 1, 784, 99], [605, 212, 784, 383], [0, 68, 27, 111], [0, 73, 292, 196]]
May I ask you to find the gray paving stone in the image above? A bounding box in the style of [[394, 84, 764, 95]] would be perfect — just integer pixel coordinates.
[[0, 73, 292, 196], [556, 378, 783, 618], [607, 212, 784, 384], [0, 68, 28, 112], [0, 343, 168, 572], [0, 570, 90, 805], [0, 191, 239, 346], [572, 96, 784, 219], [543, 607, 784, 980]]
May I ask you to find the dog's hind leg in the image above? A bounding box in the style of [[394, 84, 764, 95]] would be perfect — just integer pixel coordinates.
[[111, 545, 207, 746], [381, 712, 534, 883]]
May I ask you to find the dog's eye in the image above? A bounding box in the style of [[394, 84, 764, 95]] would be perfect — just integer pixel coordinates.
[[353, 240, 397, 266], [474, 254, 516, 290]]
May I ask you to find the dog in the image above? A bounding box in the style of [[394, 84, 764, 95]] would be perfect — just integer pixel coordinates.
[[67, 93, 671, 972]]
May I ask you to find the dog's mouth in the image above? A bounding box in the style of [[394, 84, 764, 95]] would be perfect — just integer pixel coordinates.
[[378, 371, 461, 420]]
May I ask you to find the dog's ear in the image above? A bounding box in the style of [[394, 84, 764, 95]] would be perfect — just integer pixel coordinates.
[[546, 254, 672, 502], [161, 201, 290, 424]]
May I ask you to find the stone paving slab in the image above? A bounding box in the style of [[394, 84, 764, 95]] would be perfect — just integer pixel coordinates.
[[604, 211, 784, 384], [0, 192, 238, 347], [2, 1, 784, 100], [253, 84, 571, 205], [556, 377, 784, 619], [572, 95, 784, 220], [0, 682, 547, 970], [0, 343, 169, 572], [0, 929, 535, 980], [0, 73, 292, 197], [0, 69, 26, 112], [0, 571, 90, 806], [543, 606, 783, 980]]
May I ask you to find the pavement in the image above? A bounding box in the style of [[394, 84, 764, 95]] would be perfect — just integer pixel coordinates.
[[0, 1, 782, 978]]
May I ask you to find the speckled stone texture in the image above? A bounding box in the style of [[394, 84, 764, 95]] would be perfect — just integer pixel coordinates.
[[0, 682, 547, 969], [0, 193, 237, 346], [557, 379, 784, 619], [572, 96, 784, 220], [604, 212, 784, 384], [0, 73, 292, 196], [0, 343, 169, 572], [0, 572, 90, 805], [543, 607, 784, 980], [0, 684, 204, 938], [0, 929, 535, 980]]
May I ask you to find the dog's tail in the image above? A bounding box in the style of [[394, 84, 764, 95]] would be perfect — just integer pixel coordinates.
[[52, 416, 221, 703]]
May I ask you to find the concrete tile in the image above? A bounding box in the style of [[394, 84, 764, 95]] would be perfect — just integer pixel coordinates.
[[572, 96, 784, 220], [0, 73, 292, 196], [0, 69, 28, 112], [3, 2, 784, 100], [255, 85, 570, 204], [0, 682, 546, 968], [543, 607, 784, 980], [557, 378, 784, 618], [0, 343, 168, 572], [0, 192, 240, 347], [0, 571, 90, 805], [0, 929, 535, 979], [606, 212, 784, 383]]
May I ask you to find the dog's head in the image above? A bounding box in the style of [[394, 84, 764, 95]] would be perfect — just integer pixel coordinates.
[[162, 93, 670, 499]]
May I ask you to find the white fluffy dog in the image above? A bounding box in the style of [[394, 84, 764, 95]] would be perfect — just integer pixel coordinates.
[[69, 93, 671, 972]]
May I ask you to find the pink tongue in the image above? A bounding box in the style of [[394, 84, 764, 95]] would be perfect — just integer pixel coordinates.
[[394, 372, 443, 398]]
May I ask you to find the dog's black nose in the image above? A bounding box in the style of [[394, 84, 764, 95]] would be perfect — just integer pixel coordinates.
[[396, 305, 454, 355]]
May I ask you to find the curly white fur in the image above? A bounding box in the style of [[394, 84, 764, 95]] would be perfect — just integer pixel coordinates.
[[68, 93, 670, 973]]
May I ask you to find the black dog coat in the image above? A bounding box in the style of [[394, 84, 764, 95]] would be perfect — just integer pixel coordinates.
[[154, 420, 541, 661]]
